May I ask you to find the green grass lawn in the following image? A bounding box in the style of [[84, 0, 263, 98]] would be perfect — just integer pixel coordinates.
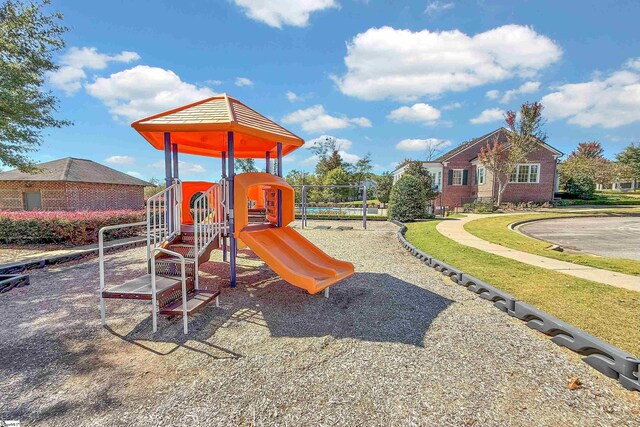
[[405, 220, 640, 356], [464, 213, 640, 276], [565, 192, 640, 205]]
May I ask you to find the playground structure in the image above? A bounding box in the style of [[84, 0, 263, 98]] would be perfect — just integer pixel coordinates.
[[296, 184, 368, 230], [99, 95, 355, 333]]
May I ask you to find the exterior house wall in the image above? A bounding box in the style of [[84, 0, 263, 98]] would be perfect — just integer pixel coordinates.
[[0, 181, 144, 211], [499, 146, 558, 204], [390, 128, 561, 209]]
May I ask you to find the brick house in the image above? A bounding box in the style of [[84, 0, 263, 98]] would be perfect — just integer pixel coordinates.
[[0, 157, 150, 211], [393, 128, 563, 209]]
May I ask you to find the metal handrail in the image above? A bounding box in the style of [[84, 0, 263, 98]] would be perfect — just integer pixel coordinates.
[[150, 247, 189, 334], [146, 181, 182, 264], [193, 182, 226, 289], [98, 221, 146, 326]]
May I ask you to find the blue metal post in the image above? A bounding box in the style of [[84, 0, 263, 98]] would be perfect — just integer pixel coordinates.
[[172, 143, 179, 179], [164, 133, 173, 235], [277, 143, 283, 227], [221, 152, 227, 263], [228, 132, 237, 288], [265, 151, 271, 174]]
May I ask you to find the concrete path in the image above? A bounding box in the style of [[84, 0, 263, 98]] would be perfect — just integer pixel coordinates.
[[436, 214, 640, 292]]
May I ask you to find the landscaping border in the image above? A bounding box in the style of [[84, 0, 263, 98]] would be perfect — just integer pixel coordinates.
[[391, 219, 640, 392], [0, 273, 29, 293], [0, 236, 146, 276]]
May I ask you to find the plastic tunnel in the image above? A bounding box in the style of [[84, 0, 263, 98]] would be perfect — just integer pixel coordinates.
[[234, 173, 354, 294]]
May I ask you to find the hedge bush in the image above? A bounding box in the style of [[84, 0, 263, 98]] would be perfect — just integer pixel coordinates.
[[389, 174, 427, 222], [565, 174, 596, 199], [0, 210, 145, 246]]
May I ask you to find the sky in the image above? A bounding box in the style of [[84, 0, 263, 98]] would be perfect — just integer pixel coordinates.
[[28, 0, 640, 182]]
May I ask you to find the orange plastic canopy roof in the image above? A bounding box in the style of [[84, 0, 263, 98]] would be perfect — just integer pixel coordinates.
[[131, 94, 304, 158]]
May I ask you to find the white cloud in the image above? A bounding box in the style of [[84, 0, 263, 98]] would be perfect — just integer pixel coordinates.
[[232, 0, 339, 28], [442, 101, 463, 110], [126, 171, 144, 179], [301, 135, 361, 164], [305, 135, 353, 151], [286, 91, 299, 102], [334, 25, 562, 101], [387, 103, 441, 124], [339, 151, 361, 163], [150, 160, 205, 173], [85, 65, 215, 122], [425, 1, 454, 15], [395, 138, 452, 152], [105, 155, 135, 165], [470, 108, 505, 124], [488, 80, 541, 104], [625, 57, 640, 71], [235, 77, 254, 87], [299, 155, 319, 166], [206, 79, 223, 85], [49, 47, 140, 94], [485, 89, 500, 100], [541, 61, 640, 128], [282, 105, 371, 133]]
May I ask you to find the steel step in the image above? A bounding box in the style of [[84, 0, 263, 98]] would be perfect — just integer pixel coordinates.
[[159, 290, 221, 316], [155, 257, 196, 277], [166, 243, 196, 258], [102, 274, 181, 300]]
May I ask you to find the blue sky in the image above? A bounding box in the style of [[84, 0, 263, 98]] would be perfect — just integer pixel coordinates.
[[30, 0, 640, 181]]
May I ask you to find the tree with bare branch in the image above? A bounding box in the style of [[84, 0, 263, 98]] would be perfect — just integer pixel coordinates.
[[478, 102, 547, 206]]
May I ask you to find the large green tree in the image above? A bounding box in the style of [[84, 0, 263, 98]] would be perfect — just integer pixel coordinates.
[[1, 0, 70, 171], [236, 158, 258, 173], [616, 142, 640, 184], [374, 172, 393, 204], [322, 166, 351, 202], [403, 161, 438, 201], [560, 141, 617, 188], [388, 174, 427, 222]]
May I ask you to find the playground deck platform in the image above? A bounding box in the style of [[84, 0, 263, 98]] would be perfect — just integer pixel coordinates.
[[1, 221, 639, 426]]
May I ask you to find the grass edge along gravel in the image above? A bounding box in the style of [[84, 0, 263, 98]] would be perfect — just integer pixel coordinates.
[[405, 220, 640, 356], [464, 212, 640, 277]]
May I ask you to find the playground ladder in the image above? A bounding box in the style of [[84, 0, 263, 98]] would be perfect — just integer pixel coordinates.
[[99, 180, 225, 333]]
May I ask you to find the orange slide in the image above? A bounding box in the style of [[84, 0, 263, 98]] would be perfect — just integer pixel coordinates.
[[234, 172, 354, 294], [239, 225, 354, 294]]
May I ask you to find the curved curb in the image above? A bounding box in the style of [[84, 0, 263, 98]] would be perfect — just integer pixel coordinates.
[[392, 220, 640, 392]]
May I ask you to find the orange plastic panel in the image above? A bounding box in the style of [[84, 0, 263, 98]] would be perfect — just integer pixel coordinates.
[[233, 172, 294, 237], [247, 185, 265, 210], [239, 225, 354, 294], [181, 181, 217, 225]]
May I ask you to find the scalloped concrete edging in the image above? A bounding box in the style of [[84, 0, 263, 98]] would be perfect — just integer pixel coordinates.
[[0, 273, 29, 293], [391, 219, 640, 392]]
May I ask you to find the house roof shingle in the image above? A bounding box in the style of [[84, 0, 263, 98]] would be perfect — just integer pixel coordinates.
[[0, 158, 151, 186], [433, 128, 505, 162]]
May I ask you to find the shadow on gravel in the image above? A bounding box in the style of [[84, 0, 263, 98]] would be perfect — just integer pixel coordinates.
[[256, 273, 454, 347]]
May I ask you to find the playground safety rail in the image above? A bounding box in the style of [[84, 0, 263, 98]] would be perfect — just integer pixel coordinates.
[[193, 180, 226, 289], [150, 247, 189, 333], [146, 180, 182, 264], [98, 221, 147, 326]]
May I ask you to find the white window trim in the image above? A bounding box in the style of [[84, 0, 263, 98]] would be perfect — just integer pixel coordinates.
[[476, 166, 486, 185], [509, 163, 540, 184], [451, 169, 464, 186]]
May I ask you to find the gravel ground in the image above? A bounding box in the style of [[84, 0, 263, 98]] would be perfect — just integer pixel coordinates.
[[1, 220, 639, 426]]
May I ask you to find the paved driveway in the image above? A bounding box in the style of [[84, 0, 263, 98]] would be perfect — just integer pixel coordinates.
[[520, 216, 640, 260]]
